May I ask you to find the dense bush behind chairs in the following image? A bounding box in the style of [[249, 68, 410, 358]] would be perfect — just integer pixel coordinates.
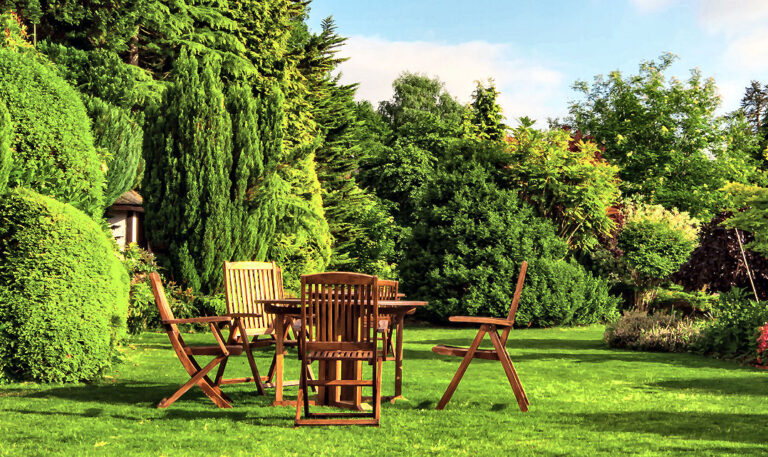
[[400, 161, 619, 326], [0, 49, 105, 216], [0, 189, 129, 382]]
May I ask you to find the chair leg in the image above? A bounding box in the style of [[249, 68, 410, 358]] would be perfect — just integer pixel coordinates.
[[489, 329, 529, 412], [159, 356, 231, 408], [239, 321, 266, 395], [374, 360, 382, 425], [295, 388, 304, 427], [186, 354, 232, 404], [213, 357, 228, 387], [436, 328, 487, 410]]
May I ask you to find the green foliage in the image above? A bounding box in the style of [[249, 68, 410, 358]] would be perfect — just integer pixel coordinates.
[[0, 188, 129, 383], [505, 122, 621, 250], [0, 48, 105, 215], [40, 43, 163, 110], [696, 288, 768, 362], [618, 204, 699, 296], [399, 144, 617, 326], [569, 53, 763, 219], [721, 182, 768, 257], [86, 96, 142, 204], [1, 11, 34, 51], [0, 102, 10, 192], [604, 311, 705, 352], [463, 79, 506, 141], [518, 257, 620, 327], [142, 49, 234, 293]]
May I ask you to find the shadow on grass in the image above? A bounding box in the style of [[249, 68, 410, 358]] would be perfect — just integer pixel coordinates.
[[13, 381, 273, 408], [647, 377, 768, 396], [577, 411, 768, 445]]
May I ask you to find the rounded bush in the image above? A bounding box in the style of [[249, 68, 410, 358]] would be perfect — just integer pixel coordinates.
[[0, 49, 105, 216], [518, 258, 620, 327], [0, 188, 129, 383]]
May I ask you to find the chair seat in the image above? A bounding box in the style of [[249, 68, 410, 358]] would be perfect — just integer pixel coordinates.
[[185, 344, 245, 356], [308, 350, 386, 361], [431, 344, 500, 360]]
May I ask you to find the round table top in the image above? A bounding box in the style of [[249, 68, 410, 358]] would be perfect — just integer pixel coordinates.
[[259, 298, 427, 314]]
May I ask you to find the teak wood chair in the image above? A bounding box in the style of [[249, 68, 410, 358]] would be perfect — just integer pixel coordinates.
[[431, 261, 530, 412], [149, 272, 262, 408], [295, 272, 382, 426], [222, 261, 290, 390], [377, 279, 399, 359]]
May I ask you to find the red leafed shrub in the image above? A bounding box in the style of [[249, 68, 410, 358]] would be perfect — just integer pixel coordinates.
[[674, 212, 768, 300]]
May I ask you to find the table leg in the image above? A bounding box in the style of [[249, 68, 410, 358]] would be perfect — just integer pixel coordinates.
[[271, 316, 285, 406], [393, 310, 405, 401]]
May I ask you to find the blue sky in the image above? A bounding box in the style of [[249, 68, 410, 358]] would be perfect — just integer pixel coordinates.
[[307, 0, 768, 124]]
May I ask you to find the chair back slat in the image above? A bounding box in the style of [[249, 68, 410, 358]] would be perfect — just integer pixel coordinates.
[[506, 261, 528, 324], [301, 273, 378, 346], [149, 272, 175, 328], [224, 261, 284, 335], [377, 279, 399, 300]]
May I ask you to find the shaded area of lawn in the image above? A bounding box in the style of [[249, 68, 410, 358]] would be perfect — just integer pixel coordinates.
[[2, 325, 767, 457]]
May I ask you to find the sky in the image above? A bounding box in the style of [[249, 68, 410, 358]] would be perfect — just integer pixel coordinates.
[[307, 0, 768, 125]]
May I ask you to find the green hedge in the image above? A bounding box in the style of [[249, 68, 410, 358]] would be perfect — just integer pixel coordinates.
[[0, 188, 129, 383], [0, 102, 10, 191], [0, 49, 105, 216]]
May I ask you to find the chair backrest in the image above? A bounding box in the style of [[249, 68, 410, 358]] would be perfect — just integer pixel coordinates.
[[506, 261, 528, 325], [223, 261, 284, 335], [149, 272, 182, 341], [301, 272, 379, 346], [377, 279, 399, 300]]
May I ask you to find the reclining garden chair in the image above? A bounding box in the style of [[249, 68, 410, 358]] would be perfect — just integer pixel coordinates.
[[431, 261, 530, 412], [149, 272, 262, 408]]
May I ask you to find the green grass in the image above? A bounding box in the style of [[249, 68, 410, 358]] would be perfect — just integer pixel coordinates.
[[2, 325, 767, 456]]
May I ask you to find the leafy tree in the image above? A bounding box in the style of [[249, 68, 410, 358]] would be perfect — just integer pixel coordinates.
[[0, 48, 105, 216], [721, 182, 768, 258], [463, 79, 506, 141], [569, 53, 762, 219], [504, 120, 621, 250], [142, 49, 235, 293], [617, 204, 699, 307]]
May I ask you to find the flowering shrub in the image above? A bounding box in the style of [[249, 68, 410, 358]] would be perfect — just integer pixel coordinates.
[[757, 323, 768, 367], [604, 310, 704, 352]]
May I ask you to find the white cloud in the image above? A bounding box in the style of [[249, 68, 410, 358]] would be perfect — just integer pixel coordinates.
[[698, 0, 768, 34], [336, 36, 566, 124], [629, 0, 677, 13], [724, 28, 768, 71]]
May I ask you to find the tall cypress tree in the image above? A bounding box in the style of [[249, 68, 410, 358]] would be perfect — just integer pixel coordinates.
[[143, 49, 234, 293]]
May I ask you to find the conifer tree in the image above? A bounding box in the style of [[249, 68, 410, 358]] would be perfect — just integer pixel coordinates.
[[464, 80, 506, 141], [142, 49, 234, 293]]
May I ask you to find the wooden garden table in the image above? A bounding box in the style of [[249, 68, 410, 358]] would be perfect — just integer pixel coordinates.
[[260, 298, 427, 408]]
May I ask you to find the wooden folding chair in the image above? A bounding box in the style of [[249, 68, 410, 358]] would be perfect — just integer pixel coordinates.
[[295, 272, 383, 426], [149, 272, 262, 408], [222, 261, 291, 389], [431, 261, 530, 412]]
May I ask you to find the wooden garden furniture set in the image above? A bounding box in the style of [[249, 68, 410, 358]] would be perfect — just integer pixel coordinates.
[[150, 260, 531, 426]]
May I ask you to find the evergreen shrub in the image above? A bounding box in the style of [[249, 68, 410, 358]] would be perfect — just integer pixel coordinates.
[[0, 49, 105, 215], [0, 102, 10, 191], [696, 288, 768, 362], [400, 160, 619, 326], [0, 189, 129, 382]]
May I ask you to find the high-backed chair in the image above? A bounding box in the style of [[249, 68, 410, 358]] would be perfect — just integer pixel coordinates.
[[431, 261, 530, 411], [149, 272, 262, 408], [295, 272, 382, 426]]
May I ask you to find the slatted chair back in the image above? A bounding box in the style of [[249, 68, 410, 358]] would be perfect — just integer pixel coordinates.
[[301, 273, 379, 347], [224, 261, 284, 336], [377, 280, 399, 300]]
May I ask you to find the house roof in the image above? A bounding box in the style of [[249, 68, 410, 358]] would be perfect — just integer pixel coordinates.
[[110, 190, 144, 212]]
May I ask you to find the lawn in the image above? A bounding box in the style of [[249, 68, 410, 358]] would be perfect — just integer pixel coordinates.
[[1, 325, 766, 457]]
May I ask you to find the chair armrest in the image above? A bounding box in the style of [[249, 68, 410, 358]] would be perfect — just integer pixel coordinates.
[[162, 316, 233, 325], [226, 313, 263, 319], [448, 316, 513, 327]]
